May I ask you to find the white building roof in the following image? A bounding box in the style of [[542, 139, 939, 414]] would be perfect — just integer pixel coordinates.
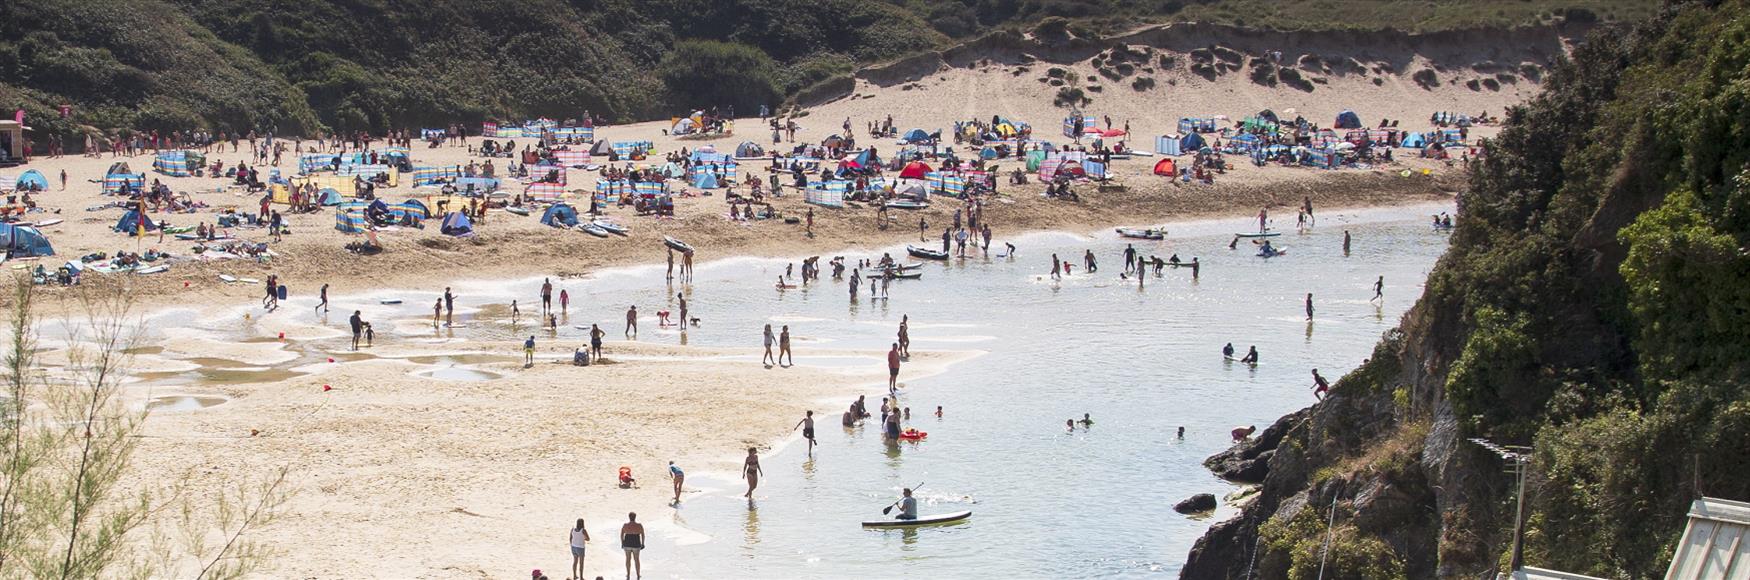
[[1666, 497, 1750, 580]]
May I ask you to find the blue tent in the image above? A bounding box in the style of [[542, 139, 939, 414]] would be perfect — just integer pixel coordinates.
[[540, 203, 579, 228], [15, 170, 49, 191], [853, 148, 880, 168], [1400, 132, 1428, 149], [395, 199, 430, 219], [691, 172, 720, 189], [1156, 133, 1207, 156], [0, 224, 54, 258], [1180, 132, 1206, 152], [979, 146, 999, 160], [440, 211, 474, 236], [902, 129, 931, 143], [1335, 110, 1362, 129], [113, 210, 157, 236], [317, 188, 344, 206]]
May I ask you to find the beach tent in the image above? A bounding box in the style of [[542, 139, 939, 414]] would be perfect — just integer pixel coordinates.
[[1400, 132, 1428, 148], [113, 209, 157, 235], [1056, 160, 1087, 178], [440, 212, 474, 236], [14, 169, 48, 191], [1157, 133, 1205, 156], [979, 146, 999, 160], [316, 188, 344, 206], [671, 117, 697, 135], [1256, 109, 1280, 124], [899, 160, 931, 180], [690, 171, 720, 189], [1153, 158, 1178, 176], [734, 142, 765, 158], [0, 224, 54, 258], [1025, 150, 1047, 171], [106, 162, 133, 176], [1334, 110, 1362, 129], [589, 140, 614, 157], [901, 129, 931, 144], [852, 148, 880, 169], [393, 199, 430, 220], [821, 134, 847, 149], [540, 203, 580, 228]]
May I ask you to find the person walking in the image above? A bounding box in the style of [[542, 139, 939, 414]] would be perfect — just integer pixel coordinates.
[[762, 324, 776, 366], [625, 305, 638, 337], [742, 448, 763, 498], [541, 278, 553, 314], [1305, 293, 1315, 321], [778, 325, 793, 366], [316, 283, 330, 314], [793, 410, 816, 454], [569, 518, 591, 580], [887, 343, 902, 396], [349, 310, 364, 350], [524, 335, 536, 366], [1372, 276, 1384, 301], [676, 293, 688, 329]]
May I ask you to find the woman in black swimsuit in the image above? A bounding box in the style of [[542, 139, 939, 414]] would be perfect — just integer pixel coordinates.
[[621, 512, 645, 579]]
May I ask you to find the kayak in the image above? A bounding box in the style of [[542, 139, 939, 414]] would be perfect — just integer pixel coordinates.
[[578, 223, 609, 238], [886, 200, 930, 210], [592, 220, 629, 236], [1257, 249, 1288, 258], [891, 271, 922, 280], [504, 206, 531, 216], [1234, 232, 1280, 238], [907, 245, 949, 261], [664, 236, 695, 254], [862, 510, 972, 528], [1116, 227, 1165, 240], [896, 263, 923, 271]]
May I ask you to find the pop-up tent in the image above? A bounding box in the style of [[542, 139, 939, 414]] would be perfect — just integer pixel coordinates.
[[540, 203, 579, 228], [734, 142, 765, 158], [901, 129, 931, 144], [1153, 158, 1178, 176], [690, 172, 720, 189], [589, 140, 614, 157], [1156, 133, 1207, 156], [440, 211, 474, 236], [1400, 132, 1428, 149], [0, 224, 54, 258], [14, 169, 48, 191], [1334, 110, 1362, 129], [317, 188, 344, 206], [113, 209, 157, 236], [899, 160, 931, 180]]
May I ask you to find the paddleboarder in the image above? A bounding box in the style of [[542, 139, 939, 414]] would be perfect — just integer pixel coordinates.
[[897, 488, 917, 521]]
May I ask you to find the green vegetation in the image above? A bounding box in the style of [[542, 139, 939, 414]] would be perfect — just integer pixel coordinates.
[[1244, 0, 1750, 576], [0, 0, 1654, 140]]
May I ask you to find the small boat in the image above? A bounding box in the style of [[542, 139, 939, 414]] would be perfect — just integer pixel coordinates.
[[503, 206, 531, 216], [592, 220, 629, 236], [890, 271, 922, 280], [1257, 248, 1288, 258], [578, 223, 609, 238], [885, 199, 930, 210], [1116, 227, 1165, 240], [663, 236, 695, 254], [907, 245, 949, 261], [1234, 231, 1280, 238], [862, 510, 972, 528], [895, 263, 924, 271]]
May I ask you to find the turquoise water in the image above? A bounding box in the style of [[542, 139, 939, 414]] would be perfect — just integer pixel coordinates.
[[131, 202, 1452, 576]]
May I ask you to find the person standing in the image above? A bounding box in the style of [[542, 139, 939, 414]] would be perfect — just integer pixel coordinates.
[[540, 278, 553, 314], [625, 305, 638, 337], [762, 324, 776, 366], [620, 513, 645, 579], [897, 315, 910, 357], [523, 335, 536, 366], [778, 325, 793, 366], [1122, 244, 1136, 274], [676, 293, 688, 329], [590, 324, 605, 359], [1343, 230, 1352, 256], [742, 448, 763, 498], [805, 207, 814, 237], [1050, 253, 1062, 280], [569, 518, 590, 580], [316, 283, 330, 314], [793, 410, 816, 454], [666, 248, 675, 282], [1305, 293, 1314, 321], [432, 297, 443, 326], [1084, 249, 1097, 273], [444, 287, 456, 326], [349, 310, 364, 350], [887, 342, 902, 395], [917, 217, 927, 242], [560, 288, 570, 313]]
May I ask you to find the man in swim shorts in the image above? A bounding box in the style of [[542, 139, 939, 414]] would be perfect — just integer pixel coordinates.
[[794, 410, 816, 454]]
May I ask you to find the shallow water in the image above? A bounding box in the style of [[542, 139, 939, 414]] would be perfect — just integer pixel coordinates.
[[328, 203, 1451, 576], [147, 395, 229, 412], [107, 202, 1449, 575]]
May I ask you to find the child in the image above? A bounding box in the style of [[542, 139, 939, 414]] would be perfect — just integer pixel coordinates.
[[364, 323, 374, 347]]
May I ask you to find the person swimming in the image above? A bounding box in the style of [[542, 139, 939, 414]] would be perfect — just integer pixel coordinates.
[[1223, 343, 1235, 359], [1078, 413, 1093, 426]]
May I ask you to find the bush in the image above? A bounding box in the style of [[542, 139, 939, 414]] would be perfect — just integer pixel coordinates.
[[1412, 68, 1439, 89], [1131, 77, 1155, 91], [658, 40, 782, 114]]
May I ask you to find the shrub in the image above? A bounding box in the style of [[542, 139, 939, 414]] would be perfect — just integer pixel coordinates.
[[1412, 68, 1439, 89], [658, 40, 782, 114], [1131, 77, 1155, 91]]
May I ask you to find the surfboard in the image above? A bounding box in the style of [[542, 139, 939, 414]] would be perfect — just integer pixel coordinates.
[[30, 219, 63, 228], [379, 299, 403, 305], [219, 274, 238, 283]]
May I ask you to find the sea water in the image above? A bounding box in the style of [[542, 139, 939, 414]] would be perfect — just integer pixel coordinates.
[[130, 202, 1453, 576]]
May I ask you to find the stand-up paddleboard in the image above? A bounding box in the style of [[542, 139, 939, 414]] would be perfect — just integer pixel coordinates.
[[1233, 232, 1279, 238], [862, 510, 971, 528], [30, 219, 63, 228], [578, 223, 609, 238], [1116, 227, 1165, 240], [504, 206, 531, 216], [592, 219, 629, 236]]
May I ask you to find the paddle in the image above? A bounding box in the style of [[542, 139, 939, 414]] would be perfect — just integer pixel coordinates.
[[882, 481, 925, 515]]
